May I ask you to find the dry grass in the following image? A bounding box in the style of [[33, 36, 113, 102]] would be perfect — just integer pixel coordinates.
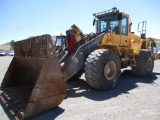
[[0, 46, 11, 50]]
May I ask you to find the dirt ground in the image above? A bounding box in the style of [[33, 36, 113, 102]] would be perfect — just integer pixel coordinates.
[[0, 56, 160, 120]]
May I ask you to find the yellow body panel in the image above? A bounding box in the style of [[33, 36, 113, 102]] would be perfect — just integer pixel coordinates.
[[101, 31, 142, 55], [154, 53, 159, 60], [99, 44, 121, 56], [129, 33, 141, 40], [113, 33, 121, 45], [101, 33, 113, 44], [129, 39, 142, 54], [120, 35, 128, 46]]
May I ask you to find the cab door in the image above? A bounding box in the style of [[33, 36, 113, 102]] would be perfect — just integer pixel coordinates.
[[111, 20, 121, 45], [120, 16, 129, 46]]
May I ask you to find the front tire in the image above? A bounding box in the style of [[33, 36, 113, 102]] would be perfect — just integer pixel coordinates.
[[84, 49, 121, 90], [134, 50, 154, 77]]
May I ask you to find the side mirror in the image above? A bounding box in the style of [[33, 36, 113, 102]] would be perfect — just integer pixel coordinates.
[[93, 19, 96, 26]]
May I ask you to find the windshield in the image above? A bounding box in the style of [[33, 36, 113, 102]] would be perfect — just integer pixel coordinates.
[[96, 18, 120, 34], [55, 37, 62, 46], [97, 19, 107, 33], [55, 36, 65, 46]]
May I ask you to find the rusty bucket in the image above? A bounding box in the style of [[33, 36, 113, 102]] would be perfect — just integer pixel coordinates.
[[0, 35, 66, 119]]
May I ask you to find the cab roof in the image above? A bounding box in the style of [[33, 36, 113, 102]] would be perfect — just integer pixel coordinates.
[[93, 7, 129, 19]]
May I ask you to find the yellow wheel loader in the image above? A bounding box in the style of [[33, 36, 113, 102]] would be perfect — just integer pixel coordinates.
[[0, 7, 158, 119], [84, 7, 158, 90]]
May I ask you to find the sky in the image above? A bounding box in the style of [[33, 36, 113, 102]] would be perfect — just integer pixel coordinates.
[[0, 0, 160, 44]]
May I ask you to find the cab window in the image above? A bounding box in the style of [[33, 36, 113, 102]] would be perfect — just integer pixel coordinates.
[[122, 16, 128, 35], [110, 21, 120, 34], [97, 20, 107, 34]]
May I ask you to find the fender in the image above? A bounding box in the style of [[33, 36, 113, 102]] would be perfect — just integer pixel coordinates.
[[98, 44, 121, 56]]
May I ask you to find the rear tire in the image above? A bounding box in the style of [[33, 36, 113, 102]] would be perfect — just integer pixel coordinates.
[[84, 49, 121, 90], [134, 50, 154, 77]]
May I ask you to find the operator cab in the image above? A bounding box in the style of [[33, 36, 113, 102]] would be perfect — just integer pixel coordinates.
[[54, 35, 66, 47], [93, 7, 131, 46], [52, 35, 67, 54], [93, 7, 129, 36]]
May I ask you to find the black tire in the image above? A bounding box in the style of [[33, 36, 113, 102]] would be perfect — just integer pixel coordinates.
[[134, 50, 154, 77], [84, 49, 121, 90]]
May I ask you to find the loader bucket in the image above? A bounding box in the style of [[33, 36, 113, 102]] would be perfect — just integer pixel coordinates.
[[0, 35, 66, 119]]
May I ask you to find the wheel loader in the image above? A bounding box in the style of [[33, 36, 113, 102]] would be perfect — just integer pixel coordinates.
[[0, 7, 158, 119]]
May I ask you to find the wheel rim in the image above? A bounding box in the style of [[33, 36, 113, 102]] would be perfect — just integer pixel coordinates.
[[104, 61, 117, 81], [146, 58, 152, 71]]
